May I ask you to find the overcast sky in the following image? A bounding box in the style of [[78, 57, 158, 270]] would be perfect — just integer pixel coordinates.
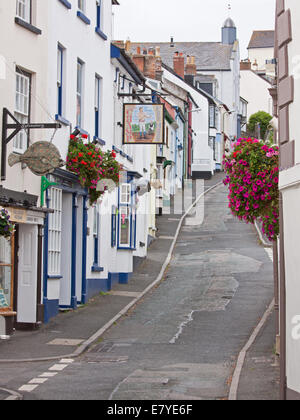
[[113, 0, 276, 59]]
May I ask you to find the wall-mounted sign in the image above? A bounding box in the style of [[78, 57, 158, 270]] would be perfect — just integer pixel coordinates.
[[8, 208, 27, 224], [123, 104, 165, 145]]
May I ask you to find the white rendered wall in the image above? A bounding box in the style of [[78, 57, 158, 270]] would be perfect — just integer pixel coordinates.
[[240, 70, 272, 120], [248, 47, 274, 71], [0, 0, 48, 202], [279, 0, 300, 396]]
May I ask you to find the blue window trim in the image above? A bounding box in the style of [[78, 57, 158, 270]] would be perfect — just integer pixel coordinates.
[[93, 136, 106, 146], [75, 126, 89, 138], [58, 0, 72, 9], [95, 0, 108, 40], [55, 114, 71, 126], [77, 10, 91, 25], [95, 27, 108, 40]]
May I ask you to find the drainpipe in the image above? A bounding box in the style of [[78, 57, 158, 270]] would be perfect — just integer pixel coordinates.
[[43, 190, 50, 323], [81, 195, 88, 304], [71, 193, 78, 309]]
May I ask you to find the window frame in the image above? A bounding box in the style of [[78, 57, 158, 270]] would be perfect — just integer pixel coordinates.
[[94, 75, 101, 139], [91, 203, 103, 272], [16, 0, 31, 24], [14, 67, 31, 154], [0, 235, 15, 314], [117, 181, 137, 250], [48, 187, 63, 277], [76, 59, 84, 129], [209, 105, 216, 129], [57, 45, 64, 117]]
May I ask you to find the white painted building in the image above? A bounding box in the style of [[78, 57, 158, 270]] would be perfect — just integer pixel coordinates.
[[275, 0, 300, 400], [0, 0, 157, 330], [240, 67, 273, 121], [247, 30, 275, 72], [0, 0, 50, 334]]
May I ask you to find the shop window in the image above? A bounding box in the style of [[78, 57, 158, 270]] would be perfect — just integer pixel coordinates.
[[0, 236, 14, 313]]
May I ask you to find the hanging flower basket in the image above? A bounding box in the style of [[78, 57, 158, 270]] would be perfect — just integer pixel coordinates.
[[66, 135, 123, 205], [0, 208, 14, 239], [223, 137, 279, 242]]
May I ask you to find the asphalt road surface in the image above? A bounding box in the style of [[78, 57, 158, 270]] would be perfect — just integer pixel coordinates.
[[1, 181, 275, 401]]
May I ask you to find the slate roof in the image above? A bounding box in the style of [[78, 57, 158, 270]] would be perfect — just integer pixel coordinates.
[[247, 31, 275, 49], [131, 42, 233, 71]]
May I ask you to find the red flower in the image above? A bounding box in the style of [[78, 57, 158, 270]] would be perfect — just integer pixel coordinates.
[[70, 135, 76, 139], [82, 134, 88, 139], [78, 153, 83, 158], [111, 151, 117, 158]]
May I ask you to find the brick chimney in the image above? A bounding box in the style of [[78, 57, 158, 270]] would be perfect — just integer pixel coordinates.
[[132, 45, 145, 74], [185, 55, 197, 76], [240, 59, 251, 71], [173, 52, 185, 79], [132, 46, 163, 81], [125, 39, 131, 53], [144, 48, 157, 79], [155, 47, 163, 81]]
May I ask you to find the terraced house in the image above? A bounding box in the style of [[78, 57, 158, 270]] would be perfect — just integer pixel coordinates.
[[0, 0, 158, 335]]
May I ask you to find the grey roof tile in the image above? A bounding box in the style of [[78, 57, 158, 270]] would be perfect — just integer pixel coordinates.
[[247, 31, 275, 49], [131, 42, 233, 71]]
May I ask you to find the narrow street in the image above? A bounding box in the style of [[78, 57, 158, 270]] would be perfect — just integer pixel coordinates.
[[0, 179, 278, 401]]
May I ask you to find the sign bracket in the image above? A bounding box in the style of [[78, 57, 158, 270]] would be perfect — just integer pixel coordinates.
[[1, 108, 61, 181]]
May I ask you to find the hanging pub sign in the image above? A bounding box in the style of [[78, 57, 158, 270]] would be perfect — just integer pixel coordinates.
[[123, 104, 165, 145], [8, 141, 64, 176]]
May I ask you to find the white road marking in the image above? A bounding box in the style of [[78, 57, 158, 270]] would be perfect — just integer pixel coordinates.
[[28, 378, 48, 385], [49, 364, 68, 371], [39, 372, 58, 378], [59, 359, 74, 364], [47, 338, 84, 346], [18, 384, 39, 393]]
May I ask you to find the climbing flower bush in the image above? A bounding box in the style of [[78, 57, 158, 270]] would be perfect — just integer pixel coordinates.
[[66, 135, 123, 204], [0, 208, 14, 239], [223, 137, 279, 241]]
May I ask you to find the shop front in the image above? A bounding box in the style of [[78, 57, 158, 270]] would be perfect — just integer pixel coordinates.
[[0, 187, 47, 336], [0, 234, 15, 337]]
